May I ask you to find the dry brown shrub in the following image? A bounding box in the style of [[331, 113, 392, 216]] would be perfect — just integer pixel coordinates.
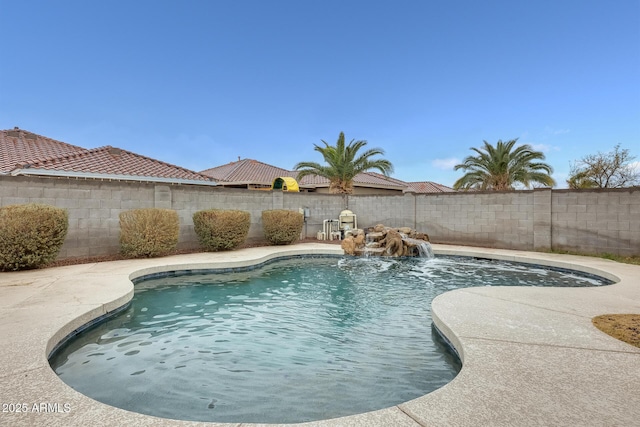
[[261, 210, 303, 245], [0, 204, 69, 271], [193, 209, 250, 251], [119, 208, 179, 258]]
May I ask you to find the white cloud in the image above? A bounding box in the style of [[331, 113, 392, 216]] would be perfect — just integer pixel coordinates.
[[432, 158, 460, 170], [629, 161, 640, 173], [530, 143, 561, 153]]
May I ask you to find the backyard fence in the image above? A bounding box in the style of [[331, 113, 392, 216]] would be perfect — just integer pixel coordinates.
[[1, 175, 638, 259]]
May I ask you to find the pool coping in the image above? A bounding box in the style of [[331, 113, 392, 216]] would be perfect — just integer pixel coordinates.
[[1, 243, 639, 426]]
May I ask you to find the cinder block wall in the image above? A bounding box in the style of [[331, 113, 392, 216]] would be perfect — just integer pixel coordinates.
[[413, 191, 536, 250], [0, 176, 351, 258], [1, 176, 638, 258], [0, 176, 155, 257], [551, 188, 639, 256], [281, 192, 346, 239], [348, 193, 416, 231]]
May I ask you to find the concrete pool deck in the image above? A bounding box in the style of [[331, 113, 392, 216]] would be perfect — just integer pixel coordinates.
[[0, 243, 638, 426]]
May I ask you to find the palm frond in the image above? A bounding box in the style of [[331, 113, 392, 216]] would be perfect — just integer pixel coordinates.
[[294, 132, 394, 194], [454, 138, 555, 190]]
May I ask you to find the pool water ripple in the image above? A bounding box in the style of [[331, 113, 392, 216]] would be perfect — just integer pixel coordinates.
[[49, 256, 610, 423]]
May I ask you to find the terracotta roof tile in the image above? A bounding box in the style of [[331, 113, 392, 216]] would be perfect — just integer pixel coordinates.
[[357, 172, 409, 188], [202, 160, 405, 189], [298, 172, 407, 189], [201, 159, 292, 185], [2, 128, 214, 184], [296, 174, 330, 185], [1, 128, 85, 173], [25, 146, 213, 182], [3, 129, 454, 190], [406, 181, 455, 193], [201, 159, 455, 192]]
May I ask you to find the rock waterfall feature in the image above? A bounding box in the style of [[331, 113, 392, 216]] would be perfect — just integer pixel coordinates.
[[341, 224, 433, 258]]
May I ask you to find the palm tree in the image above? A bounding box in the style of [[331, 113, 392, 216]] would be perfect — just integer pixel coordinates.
[[453, 139, 555, 190], [294, 132, 394, 194]]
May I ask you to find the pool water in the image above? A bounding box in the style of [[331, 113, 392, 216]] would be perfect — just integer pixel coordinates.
[[49, 256, 610, 423]]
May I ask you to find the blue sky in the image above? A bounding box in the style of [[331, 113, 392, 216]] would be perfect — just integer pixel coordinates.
[[1, 1, 639, 187]]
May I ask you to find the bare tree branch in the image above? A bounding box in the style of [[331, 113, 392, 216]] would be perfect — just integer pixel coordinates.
[[567, 144, 639, 189]]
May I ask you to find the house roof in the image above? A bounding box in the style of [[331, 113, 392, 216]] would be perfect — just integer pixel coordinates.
[[2, 128, 216, 185], [0, 128, 85, 173], [405, 181, 456, 193], [297, 171, 408, 190], [201, 158, 454, 192], [201, 158, 408, 190], [359, 172, 414, 189], [1, 129, 454, 191], [201, 158, 292, 185]]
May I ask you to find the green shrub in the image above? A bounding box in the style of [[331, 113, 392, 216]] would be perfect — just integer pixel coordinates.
[[261, 209, 303, 245], [193, 209, 251, 251], [0, 204, 69, 271], [119, 208, 179, 258]]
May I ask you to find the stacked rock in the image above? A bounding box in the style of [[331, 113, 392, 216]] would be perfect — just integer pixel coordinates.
[[341, 224, 430, 257]]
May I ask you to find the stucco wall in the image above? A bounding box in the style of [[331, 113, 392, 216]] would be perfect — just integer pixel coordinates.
[[1, 175, 638, 258]]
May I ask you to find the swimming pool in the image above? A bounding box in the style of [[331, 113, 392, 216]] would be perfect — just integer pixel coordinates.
[[49, 255, 611, 423]]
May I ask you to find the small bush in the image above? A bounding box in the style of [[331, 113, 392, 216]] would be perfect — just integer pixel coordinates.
[[119, 208, 179, 258], [0, 204, 69, 271], [262, 209, 303, 245], [193, 209, 251, 251]]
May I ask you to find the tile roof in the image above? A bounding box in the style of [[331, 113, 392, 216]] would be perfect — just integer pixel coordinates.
[[2, 129, 454, 190], [298, 172, 407, 189], [1, 128, 215, 185], [202, 159, 409, 189], [405, 181, 456, 193], [295, 173, 330, 186], [201, 158, 454, 192], [359, 172, 413, 189], [0, 128, 85, 173], [201, 159, 291, 185]]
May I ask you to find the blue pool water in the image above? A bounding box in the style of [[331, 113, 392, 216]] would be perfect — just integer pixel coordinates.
[[49, 256, 611, 423]]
